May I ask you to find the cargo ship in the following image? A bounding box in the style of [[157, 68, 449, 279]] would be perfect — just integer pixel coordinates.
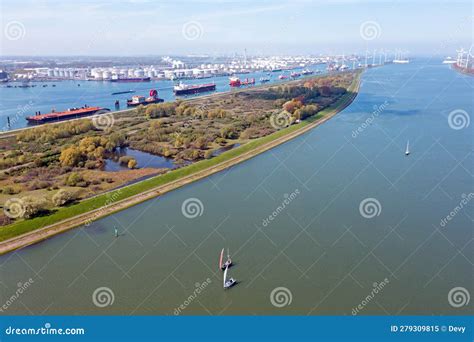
[[110, 77, 151, 83], [173, 82, 216, 95], [26, 106, 110, 124], [127, 89, 164, 107]]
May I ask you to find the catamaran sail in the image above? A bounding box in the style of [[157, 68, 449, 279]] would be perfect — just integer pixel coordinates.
[[219, 248, 224, 270], [223, 265, 228, 288]]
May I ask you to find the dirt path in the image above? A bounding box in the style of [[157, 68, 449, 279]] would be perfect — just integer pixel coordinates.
[[0, 79, 360, 255]]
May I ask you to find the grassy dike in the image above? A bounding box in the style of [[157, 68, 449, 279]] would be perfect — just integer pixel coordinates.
[[0, 70, 362, 253]]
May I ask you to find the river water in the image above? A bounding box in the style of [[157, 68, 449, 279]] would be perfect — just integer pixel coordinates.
[[0, 59, 472, 315]]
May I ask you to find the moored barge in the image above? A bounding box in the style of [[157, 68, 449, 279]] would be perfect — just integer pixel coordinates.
[[26, 106, 110, 124]]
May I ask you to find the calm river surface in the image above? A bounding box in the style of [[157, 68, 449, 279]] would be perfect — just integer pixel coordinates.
[[0, 59, 472, 315]]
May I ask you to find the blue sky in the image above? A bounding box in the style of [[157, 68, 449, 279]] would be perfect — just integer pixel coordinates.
[[0, 0, 472, 56]]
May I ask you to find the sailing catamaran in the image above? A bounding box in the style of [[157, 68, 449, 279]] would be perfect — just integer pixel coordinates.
[[219, 248, 232, 270], [405, 140, 410, 156], [223, 264, 236, 289]]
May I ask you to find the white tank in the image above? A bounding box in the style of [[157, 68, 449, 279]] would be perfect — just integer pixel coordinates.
[[134, 69, 145, 77]]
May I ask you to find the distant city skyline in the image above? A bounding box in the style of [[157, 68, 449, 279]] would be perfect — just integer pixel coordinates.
[[1, 0, 472, 56]]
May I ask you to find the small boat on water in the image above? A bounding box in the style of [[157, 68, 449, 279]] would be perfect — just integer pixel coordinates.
[[223, 265, 236, 289], [442, 57, 456, 64], [219, 248, 232, 270], [278, 74, 288, 80], [112, 90, 135, 95], [301, 69, 314, 75], [259, 77, 270, 83], [290, 72, 301, 78], [240, 78, 255, 86], [405, 140, 410, 156]]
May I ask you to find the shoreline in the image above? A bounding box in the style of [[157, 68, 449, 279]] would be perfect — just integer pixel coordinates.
[[0, 71, 362, 255]]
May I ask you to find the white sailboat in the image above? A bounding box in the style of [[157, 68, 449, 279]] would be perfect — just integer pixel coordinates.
[[405, 140, 410, 156], [223, 264, 236, 289]]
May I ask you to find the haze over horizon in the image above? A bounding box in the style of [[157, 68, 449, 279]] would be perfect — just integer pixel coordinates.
[[0, 0, 472, 57]]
